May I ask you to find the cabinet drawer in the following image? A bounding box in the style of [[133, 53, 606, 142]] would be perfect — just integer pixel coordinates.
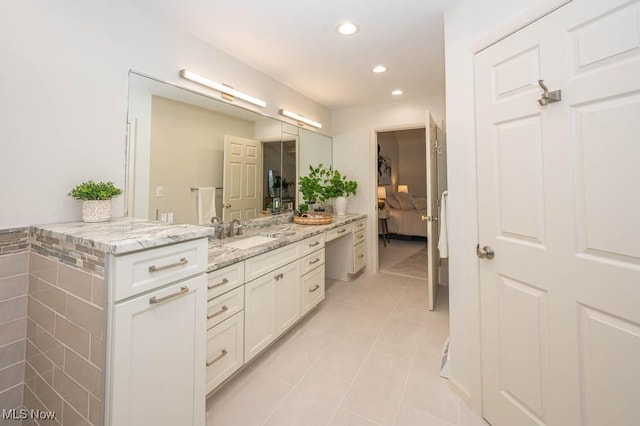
[[112, 238, 208, 301], [352, 241, 366, 273], [353, 229, 366, 245], [300, 248, 325, 276], [326, 224, 352, 242], [300, 233, 325, 255], [245, 242, 300, 281], [206, 313, 244, 394], [207, 262, 245, 300], [301, 265, 325, 316], [207, 286, 244, 329], [353, 219, 366, 233]]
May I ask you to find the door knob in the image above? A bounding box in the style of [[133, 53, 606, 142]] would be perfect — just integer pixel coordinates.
[[421, 215, 438, 222], [476, 244, 495, 260], [224, 203, 231, 208]]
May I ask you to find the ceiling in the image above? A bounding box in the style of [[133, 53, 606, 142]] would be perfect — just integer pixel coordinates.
[[130, 0, 447, 109]]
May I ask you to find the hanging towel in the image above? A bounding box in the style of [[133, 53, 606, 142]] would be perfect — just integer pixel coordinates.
[[197, 187, 217, 225], [437, 191, 449, 258]]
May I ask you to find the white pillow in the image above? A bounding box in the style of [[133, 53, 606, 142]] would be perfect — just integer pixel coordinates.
[[411, 197, 428, 210], [385, 193, 401, 209], [395, 192, 414, 209]]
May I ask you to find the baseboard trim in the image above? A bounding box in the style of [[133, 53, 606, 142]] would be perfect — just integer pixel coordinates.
[[448, 375, 472, 407]]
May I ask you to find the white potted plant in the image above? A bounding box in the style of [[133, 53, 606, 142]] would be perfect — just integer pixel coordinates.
[[323, 168, 358, 216], [68, 180, 122, 223]]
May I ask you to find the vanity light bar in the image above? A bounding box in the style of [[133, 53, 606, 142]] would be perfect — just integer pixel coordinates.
[[179, 69, 267, 108], [279, 109, 322, 129]]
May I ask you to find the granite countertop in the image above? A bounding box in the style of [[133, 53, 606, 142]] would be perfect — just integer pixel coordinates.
[[31, 213, 366, 263], [32, 217, 215, 255], [206, 213, 366, 272]]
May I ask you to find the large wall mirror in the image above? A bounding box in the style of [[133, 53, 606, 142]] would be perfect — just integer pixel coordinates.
[[125, 71, 332, 225]]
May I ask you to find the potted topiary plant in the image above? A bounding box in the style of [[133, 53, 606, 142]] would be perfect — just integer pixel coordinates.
[[323, 169, 358, 216], [68, 180, 122, 223]]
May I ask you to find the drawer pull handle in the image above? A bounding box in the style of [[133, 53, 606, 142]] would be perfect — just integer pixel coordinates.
[[337, 229, 347, 234], [208, 277, 229, 290], [207, 305, 228, 319], [206, 349, 228, 367], [309, 284, 320, 293], [309, 241, 320, 247], [148, 258, 188, 273], [274, 273, 284, 280], [358, 254, 365, 259], [357, 235, 364, 239], [310, 258, 321, 265], [149, 286, 188, 305]]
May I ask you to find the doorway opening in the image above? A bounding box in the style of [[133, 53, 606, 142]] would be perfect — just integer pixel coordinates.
[[377, 128, 428, 278], [374, 119, 448, 310]]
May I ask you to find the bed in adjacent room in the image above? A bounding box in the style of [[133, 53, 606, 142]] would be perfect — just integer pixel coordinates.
[[382, 192, 428, 238]]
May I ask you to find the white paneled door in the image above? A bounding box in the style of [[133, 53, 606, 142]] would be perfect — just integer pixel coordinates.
[[223, 135, 261, 221], [475, 0, 640, 425]]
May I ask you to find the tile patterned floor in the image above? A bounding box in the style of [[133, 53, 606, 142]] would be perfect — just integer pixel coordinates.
[[206, 271, 488, 426]]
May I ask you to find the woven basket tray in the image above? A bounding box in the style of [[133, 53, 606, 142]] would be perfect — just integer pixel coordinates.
[[293, 213, 333, 225]]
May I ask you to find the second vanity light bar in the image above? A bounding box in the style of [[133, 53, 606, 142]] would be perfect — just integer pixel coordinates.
[[279, 109, 322, 129], [179, 69, 267, 108]]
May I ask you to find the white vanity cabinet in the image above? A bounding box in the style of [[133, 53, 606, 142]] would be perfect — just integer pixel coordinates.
[[301, 254, 325, 315], [244, 244, 301, 362], [205, 262, 245, 394], [325, 219, 367, 280], [299, 233, 326, 316], [107, 238, 208, 426]]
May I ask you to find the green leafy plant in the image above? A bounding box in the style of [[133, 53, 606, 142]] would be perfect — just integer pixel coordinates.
[[298, 164, 331, 204], [299, 164, 359, 205], [68, 180, 122, 200], [323, 169, 358, 198]]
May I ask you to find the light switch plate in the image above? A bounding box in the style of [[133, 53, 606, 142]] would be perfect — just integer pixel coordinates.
[[155, 186, 164, 197]]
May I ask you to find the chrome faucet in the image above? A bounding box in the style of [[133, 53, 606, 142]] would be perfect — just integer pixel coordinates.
[[228, 219, 243, 237], [210, 217, 225, 239]]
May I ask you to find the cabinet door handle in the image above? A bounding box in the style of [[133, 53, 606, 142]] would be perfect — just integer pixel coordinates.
[[309, 284, 320, 293], [358, 254, 365, 259], [208, 277, 229, 289], [149, 286, 189, 305], [337, 229, 347, 234], [274, 273, 284, 280], [207, 305, 228, 319], [206, 349, 228, 366], [310, 258, 320, 265], [148, 257, 188, 273], [357, 235, 364, 240], [309, 241, 320, 247]]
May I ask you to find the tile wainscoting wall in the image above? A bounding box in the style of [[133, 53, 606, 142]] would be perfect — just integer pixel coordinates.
[[0, 228, 29, 419], [0, 228, 105, 426]]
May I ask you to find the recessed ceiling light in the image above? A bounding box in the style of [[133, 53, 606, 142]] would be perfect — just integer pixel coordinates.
[[336, 21, 359, 36], [372, 65, 387, 73], [392, 89, 403, 96]]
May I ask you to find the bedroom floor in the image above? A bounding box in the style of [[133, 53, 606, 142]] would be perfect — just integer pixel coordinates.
[[378, 238, 426, 279]]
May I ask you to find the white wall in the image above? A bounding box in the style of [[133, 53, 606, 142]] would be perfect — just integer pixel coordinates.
[[332, 95, 445, 272], [443, 0, 569, 411], [0, 0, 330, 229]]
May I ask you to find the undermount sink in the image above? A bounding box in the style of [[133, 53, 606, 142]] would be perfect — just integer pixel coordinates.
[[223, 235, 278, 250]]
